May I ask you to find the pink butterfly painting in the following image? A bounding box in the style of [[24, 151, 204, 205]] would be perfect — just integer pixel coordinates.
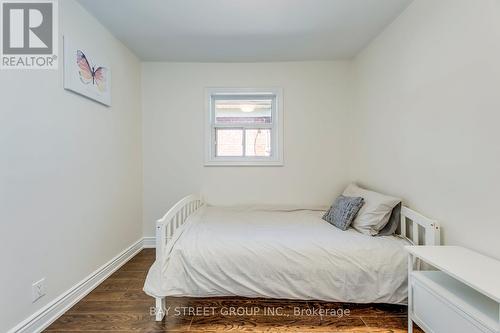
[[64, 37, 112, 106], [77, 50, 108, 92]]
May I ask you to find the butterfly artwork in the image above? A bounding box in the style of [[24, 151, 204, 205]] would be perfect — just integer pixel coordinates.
[[64, 36, 112, 106], [77, 50, 108, 93]]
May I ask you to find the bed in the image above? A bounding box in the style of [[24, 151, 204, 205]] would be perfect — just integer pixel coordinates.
[[144, 195, 441, 321]]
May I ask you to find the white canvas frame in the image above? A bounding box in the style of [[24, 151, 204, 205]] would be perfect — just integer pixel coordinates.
[[63, 36, 112, 106]]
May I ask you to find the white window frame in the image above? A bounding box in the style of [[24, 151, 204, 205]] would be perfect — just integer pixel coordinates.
[[204, 87, 284, 166]]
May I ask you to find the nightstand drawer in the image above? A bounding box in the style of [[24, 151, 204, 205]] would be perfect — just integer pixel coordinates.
[[411, 272, 497, 333]]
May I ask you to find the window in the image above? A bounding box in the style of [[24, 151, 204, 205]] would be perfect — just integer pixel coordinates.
[[205, 88, 283, 166]]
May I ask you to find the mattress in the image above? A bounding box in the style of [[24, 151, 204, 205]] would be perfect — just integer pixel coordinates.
[[144, 205, 409, 304]]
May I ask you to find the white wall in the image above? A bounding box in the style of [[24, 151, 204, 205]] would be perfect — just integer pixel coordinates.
[[0, 1, 142, 331], [142, 61, 352, 236], [351, 0, 500, 259]]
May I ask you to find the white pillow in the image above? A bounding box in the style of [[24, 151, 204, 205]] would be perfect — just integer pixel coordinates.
[[342, 183, 400, 236]]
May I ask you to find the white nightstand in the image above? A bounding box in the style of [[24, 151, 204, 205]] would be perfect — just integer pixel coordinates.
[[405, 246, 500, 333]]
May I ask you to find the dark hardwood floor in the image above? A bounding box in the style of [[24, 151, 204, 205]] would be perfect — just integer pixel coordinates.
[[45, 249, 422, 332]]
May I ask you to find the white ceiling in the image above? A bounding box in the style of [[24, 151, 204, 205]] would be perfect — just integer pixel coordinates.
[[77, 0, 412, 62]]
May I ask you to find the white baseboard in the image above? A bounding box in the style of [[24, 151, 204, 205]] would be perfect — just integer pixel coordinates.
[[142, 236, 156, 248], [8, 238, 151, 333]]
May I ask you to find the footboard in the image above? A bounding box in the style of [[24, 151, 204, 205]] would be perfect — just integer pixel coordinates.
[[155, 194, 204, 263], [154, 195, 204, 320]]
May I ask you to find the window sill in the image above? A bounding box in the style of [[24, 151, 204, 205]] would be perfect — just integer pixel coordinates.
[[204, 160, 284, 167]]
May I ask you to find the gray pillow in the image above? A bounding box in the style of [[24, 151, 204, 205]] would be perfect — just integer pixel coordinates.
[[377, 202, 401, 236], [323, 195, 364, 231]]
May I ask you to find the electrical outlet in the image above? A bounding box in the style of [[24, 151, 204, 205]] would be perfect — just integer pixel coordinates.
[[32, 278, 46, 303]]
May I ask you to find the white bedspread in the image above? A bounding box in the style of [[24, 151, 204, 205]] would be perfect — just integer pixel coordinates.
[[144, 206, 409, 304]]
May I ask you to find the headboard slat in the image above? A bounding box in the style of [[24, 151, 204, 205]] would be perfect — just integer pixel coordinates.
[[399, 206, 440, 246]]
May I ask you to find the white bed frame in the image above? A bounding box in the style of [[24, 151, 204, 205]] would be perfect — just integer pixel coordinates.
[[153, 194, 441, 321]]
